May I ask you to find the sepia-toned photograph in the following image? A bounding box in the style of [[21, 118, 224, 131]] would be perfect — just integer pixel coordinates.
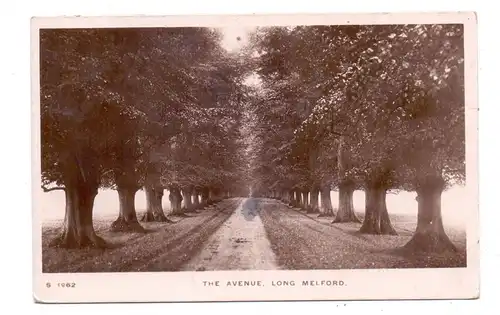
[[32, 12, 478, 303]]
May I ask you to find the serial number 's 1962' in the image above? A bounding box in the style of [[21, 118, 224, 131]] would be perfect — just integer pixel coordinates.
[[57, 283, 76, 288]]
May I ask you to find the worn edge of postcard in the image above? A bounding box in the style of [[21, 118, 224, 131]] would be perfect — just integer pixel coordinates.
[[31, 12, 479, 303]]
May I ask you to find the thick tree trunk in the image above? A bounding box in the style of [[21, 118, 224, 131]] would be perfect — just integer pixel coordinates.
[[404, 177, 457, 253], [308, 188, 319, 213], [141, 185, 169, 222], [169, 187, 184, 215], [110, 185, 145, 233], [380, 192, 397, 234], [50, 181, 106, 248], [333, 182, 361, 223], [359, 187, 379, 233], [319, 187, 335, 217], [335, 135, 360, 223], [182, 187, 194, 212]]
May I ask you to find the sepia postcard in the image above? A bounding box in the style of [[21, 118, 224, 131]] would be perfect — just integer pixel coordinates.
[[31, 12, 479, 303]]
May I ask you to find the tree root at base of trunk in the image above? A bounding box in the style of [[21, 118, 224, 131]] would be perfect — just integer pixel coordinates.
[[109, 217, 146, 233], [49, 232, 107, 249], [359, 224, 398, 235], [318, 211, 335, 217], [359, 222, 382, 234], [403, 231, 458, 253], [306, 206, 319, 214], [332, 215, 362, 224], [380, 222, 398, 235], [140, 212, 172, 223]]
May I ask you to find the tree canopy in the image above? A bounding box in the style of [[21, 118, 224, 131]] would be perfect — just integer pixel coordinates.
[[40, 27, 250, 246], [40, 24, 466, 253]]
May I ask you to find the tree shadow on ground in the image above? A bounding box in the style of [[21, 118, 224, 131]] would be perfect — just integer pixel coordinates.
[[337, 229, 383, 245], [164, 217, 187, 223], [365, 246, 467, 268], [170, 213, 195, 218], [139, 227, 164, 233]]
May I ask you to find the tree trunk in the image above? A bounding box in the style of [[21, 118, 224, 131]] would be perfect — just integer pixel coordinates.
[[295, 190, 302, 207], [301, 191, 309, 209], [404, 177, 457, 253], [216, 188, 223, 201], [335, 135, 360, 223], [319, 187, 334, 217], [359, 186, 383, 234], [214, 188, 223, 202], [182, 187, 194, 212], [208, 188, 215, 203], [169, 187, 184, 215], [192, 191, 200, 209], [308, 188, 319, 213], [380, 192, 397, 234], [110, 185, 145, 233], [281, 190, 289, 203], [288, 190, 294, 205], [141, 185, 169, 222], [333, 182, 361, 223], [297, 190, 303, 206], [50, 181, 106, 248], [201, 187, 210, 206]]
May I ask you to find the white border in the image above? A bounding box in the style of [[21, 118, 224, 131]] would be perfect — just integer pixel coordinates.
[[30, 12, 478, 303]]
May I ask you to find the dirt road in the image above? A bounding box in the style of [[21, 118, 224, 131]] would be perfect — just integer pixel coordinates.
[[42, 197, 466, 272], [181, 198, 279, 271], [42, 198, 242, 272]]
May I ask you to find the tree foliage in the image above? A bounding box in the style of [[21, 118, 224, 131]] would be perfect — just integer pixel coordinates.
[[40, 27, 250, 247], [247, 24, 464, 194]]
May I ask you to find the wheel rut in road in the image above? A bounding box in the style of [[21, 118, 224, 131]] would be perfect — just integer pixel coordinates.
[[181, 197, 280, 271]]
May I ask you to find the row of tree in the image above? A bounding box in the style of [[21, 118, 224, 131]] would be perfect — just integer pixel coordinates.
[[246, 24, 464, 253], [41, 28, 249, 248]]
